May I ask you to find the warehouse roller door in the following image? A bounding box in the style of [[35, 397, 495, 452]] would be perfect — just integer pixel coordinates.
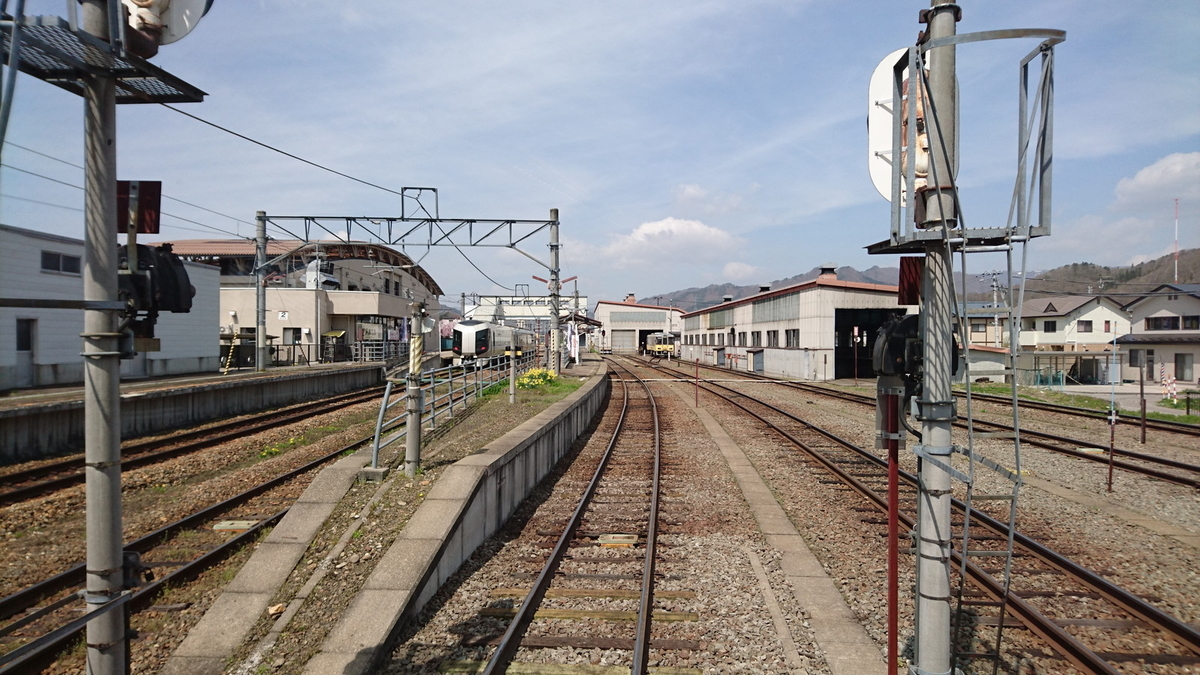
[[611, 329, 637, 352]]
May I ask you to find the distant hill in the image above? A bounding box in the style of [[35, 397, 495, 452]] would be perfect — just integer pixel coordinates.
[[1019, 248, 1200, 299], [644, 264, 900, 312], [637, 249, 1200, 312]]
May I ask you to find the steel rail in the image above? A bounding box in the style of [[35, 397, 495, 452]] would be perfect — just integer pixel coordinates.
[[482, 361, 632, 674], [0, 431, 371, 623], [0, 509, 287, 674], [673, 362, 1200, 488], [655, 362, 1197, 670], [624, 359, 662, 674], [0, 386, 384, 503], [676, 359, 1200, 437]]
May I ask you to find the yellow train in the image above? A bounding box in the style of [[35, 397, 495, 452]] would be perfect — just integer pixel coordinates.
[[646, 332, 677, 357]]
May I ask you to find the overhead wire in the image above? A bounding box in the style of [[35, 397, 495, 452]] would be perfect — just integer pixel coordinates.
[[160, 104, 406, 197], [0, 161, 246, 239]]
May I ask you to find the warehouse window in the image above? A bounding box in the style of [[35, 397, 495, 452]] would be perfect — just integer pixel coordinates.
[[738, 331, 746, 347], [41, 250, 81, 275], [766, 330, 779, 347], [785, 329, 799, 348], [751, 331, 761, 347]]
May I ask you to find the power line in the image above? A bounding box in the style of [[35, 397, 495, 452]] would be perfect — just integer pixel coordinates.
[[160, 104, 406, 197], [4, 142, 255, 229], [0, 161, 244, 238]]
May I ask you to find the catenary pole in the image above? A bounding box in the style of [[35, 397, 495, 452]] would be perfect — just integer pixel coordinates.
[[549, 208, 561, 374], [915, 3, 959, 674], [256, 211, 267, 372], [80, 3, 126, 673]]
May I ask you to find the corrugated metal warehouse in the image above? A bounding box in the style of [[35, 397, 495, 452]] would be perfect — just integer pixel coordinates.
[[594, 296, 684, 354], [679, 267, 905, 380]]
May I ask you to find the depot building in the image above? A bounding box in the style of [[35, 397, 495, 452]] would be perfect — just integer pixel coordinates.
[[594, 296, 684, 354], [678, 266, 905, 380]]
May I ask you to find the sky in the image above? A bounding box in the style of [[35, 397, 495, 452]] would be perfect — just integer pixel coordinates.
[[2, 1, 1198, 313]]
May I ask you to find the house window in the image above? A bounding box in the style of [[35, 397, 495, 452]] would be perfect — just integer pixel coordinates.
[[1044, 320, 1057, 333], [1077, 320, 1092, 333], [1146, 316, 1180, 331], [785, 329, 800, 348], [1184, 316, 1199, 330], [1104, 320, 1112, 332], [40, 250, 81, 274], [1128, 349, 1142, 367], [766, 330, 779, 347], [751, 331, 762, 347], [970, 322, 986, 334], [1177, 353, 1194, 382]]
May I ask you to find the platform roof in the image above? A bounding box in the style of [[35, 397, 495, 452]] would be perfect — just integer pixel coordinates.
[[157, 238, 443, 296]]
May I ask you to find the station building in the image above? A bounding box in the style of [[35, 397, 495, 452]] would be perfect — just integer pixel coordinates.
[[0, 224, 220, 390], [593, 296, 684, 353], [678, 267, 905, 380], [162, 239, 442, 366]]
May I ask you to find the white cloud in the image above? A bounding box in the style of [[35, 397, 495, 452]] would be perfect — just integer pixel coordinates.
[[1112, 152, 1200, 213], [601, 217, 743, 269], [723, 261, 759, 281], [1039, 152, 1200, 268], [672, 183, 743, 215]]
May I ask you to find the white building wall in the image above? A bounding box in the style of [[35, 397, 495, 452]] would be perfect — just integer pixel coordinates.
[[0, 225, 221, 389], [678, 283, 900, 381]]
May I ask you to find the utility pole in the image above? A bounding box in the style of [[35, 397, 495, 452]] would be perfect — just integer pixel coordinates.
[[549, 208, 561, 374], [915, 4, 959, 674], [256, 211, 267, 372], [461, 291, 466, 318], [1175, 198, 1180, 284], [405, 302, 425, 477], [80, 3, 125, 673]]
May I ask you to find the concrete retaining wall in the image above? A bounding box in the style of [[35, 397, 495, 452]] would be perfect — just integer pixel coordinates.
[[0, 365, 384, 464], [304, 362, 610, 675]]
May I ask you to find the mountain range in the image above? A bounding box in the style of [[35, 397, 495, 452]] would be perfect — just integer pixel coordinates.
[[641, 248, 1200, 313]]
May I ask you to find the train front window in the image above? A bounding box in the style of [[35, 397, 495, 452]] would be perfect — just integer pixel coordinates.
[[477, 329, 488, 353]]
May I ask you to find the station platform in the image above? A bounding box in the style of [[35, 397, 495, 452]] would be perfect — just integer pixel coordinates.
[[0, 360, 392, 464]]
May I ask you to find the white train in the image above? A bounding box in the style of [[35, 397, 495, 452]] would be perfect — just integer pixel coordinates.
[[451, 320, 537, 365]]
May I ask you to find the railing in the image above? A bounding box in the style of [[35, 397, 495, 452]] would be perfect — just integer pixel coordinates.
[[352, 340, 407, 362], [370, 353, 538, 464]]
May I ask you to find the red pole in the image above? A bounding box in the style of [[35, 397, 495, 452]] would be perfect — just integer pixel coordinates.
[[1107, 410, 1116, 492], [885, 391, 899, 673]]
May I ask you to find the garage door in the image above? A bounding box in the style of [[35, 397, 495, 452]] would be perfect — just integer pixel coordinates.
[[611, 329, 637, 352]]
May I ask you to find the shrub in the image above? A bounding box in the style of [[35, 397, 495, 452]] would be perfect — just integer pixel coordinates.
[[517, 368, 558, 389]]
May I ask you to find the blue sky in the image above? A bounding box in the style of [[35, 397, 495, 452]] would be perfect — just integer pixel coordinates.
[[2, 1, 1198, 308]]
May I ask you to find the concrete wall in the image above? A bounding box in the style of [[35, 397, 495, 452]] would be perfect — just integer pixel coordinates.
[[0, 365, 383, 464], [305, 361, 610, 674]]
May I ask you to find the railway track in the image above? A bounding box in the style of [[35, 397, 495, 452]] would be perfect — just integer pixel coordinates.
[[449, 357, 673, 672], [0, 386, 385, 505], [0, 360, 528, 672], [665, 359, 1200, 490], [638, 357, 1200, 673]]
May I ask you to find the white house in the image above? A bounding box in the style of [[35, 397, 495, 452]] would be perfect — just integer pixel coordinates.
[[1117, 284, 1200, 385]]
